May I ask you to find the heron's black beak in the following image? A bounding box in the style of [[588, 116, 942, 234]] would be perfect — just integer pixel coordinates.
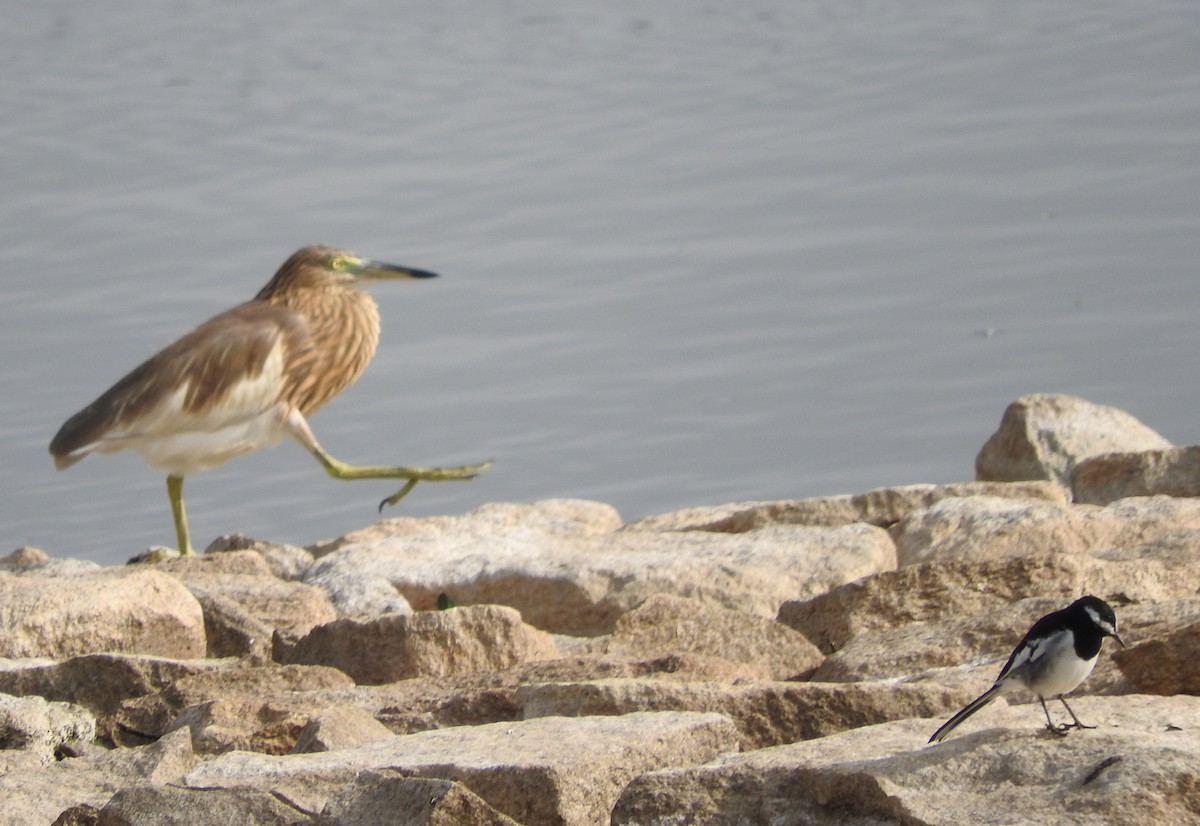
[[353, 257, 438, 281]]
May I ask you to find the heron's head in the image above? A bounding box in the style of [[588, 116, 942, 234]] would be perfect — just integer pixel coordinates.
[[257, 245, 437, 299]]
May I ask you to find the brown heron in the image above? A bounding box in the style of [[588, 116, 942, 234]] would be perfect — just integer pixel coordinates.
[[49, 245, 489, 555]]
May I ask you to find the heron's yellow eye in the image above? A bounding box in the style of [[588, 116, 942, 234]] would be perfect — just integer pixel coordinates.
[[330, 256, 349, 271]]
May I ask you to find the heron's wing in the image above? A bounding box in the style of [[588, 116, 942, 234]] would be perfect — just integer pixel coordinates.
[[50, 302, 309, 465]]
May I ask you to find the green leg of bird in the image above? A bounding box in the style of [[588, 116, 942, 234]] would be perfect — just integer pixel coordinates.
[[166, 474, 197, 556], [309, 447, 492, 510]]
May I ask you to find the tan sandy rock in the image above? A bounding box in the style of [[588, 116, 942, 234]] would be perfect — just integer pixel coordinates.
[[1, 546, 50, 571], [275, 604, 559, 685], [306, 500, 896, 636], [290, 704, 395, 754], [0, 569, 205, 659], [94, 786, 301, 825], [518, 678, 971, 749], [1112, 620, 1200, 695], [778, 544, 1200, 654], [174, 570, 337, 641], [620, 500, 772, 533], [291, 653, 762, 741], [889, 496, 1090, 566], [812, 597, 1200, 693], [315, 772, 522, 825], [975, 393, 1172, 490], [302, 563, 414, 618], [889, 494, 1200, 567], [627, 481, 1066, 532], [309, 497, 625, 557], [612, 695, 1200, 825], [114, 663, 354, 749], [0, 727, 195, 826], [195, 593, 273, 660], [0, 692, 94, 763], [185, 711, 740, 824], [0, 654, 224, 739], [166, 696, 325, 755], [588, 594, 823, 680], [1071, 444, 1200, 504], [204, 533, 315, 580], [158, 549, 276, 576], [109, 653, 739, 759]]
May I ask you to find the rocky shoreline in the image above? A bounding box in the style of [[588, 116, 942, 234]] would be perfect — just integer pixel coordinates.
[[2, 393, 1198, 825]]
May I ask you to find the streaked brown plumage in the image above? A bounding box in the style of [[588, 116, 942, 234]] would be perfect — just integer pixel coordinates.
[[50, 245, 489, 555]]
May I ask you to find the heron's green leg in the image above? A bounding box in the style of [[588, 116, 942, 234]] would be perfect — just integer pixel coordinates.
[[285, 409, 489, 512], [166, 474, 196, 555], [309, 446, 491, 510]]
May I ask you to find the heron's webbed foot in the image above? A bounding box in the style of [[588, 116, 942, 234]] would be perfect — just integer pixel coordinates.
[[312, 451, 491, 510], [376, 462, 492, 509]]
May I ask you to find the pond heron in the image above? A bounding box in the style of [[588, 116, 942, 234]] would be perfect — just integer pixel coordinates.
[[49, 245, 489, 555]]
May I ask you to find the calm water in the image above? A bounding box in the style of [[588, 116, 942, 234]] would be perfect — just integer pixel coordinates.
[[3, 2, 1198, 566]]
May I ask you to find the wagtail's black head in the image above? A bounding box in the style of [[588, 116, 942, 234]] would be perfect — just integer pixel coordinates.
[[1072, 595, 1125, 648]]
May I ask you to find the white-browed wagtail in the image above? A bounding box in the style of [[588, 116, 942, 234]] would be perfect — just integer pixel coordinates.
[[929, 595, 1124, 743]]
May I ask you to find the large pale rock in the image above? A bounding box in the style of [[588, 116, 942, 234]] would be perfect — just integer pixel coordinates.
[[315, 773, 522, 825], [5, 554, 101, 578], [778, 544, 1200, 654], [117, 661, 568, 751], [275, 605, 559, 685], [303, 564, 413, 618], [306, 500, 896, 636], [194, 651, 754, 746], [612, 696, 1200, 825], [590, 594, 823, 680], [160, 549, 276, 576], [185, 711, 740, 825], [204, 534, 315, 580], [309, 497, 624, 556], [889, 494, 1200, 567], [0, 727, 195, 826], [0, 693, 94, 762], [166, 697, 324, 755], [811, 597, 1200, 692], [1072, 445, 1200, 504], [0, 654, 223, 721], [95, 786, 301, 825], [0, 569, 205, 659], [115, 664, 354, 752], [290, 704, 394, 754], [627, 481, 1066, 532], [975, 393, 1172, 490], [1113, 621, 1200, 695], [1, 546, 50, 571], [175, 571, 337, 640], [195, 594, 273, 660], [518, 679, 970, 749], [890, 496, 1091, 566]]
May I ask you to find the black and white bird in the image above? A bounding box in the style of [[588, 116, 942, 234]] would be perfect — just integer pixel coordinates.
[[928, 595, 1125, 743]]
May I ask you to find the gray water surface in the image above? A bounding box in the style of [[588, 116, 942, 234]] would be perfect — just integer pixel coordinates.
[[3, 2, 1199, 566]]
